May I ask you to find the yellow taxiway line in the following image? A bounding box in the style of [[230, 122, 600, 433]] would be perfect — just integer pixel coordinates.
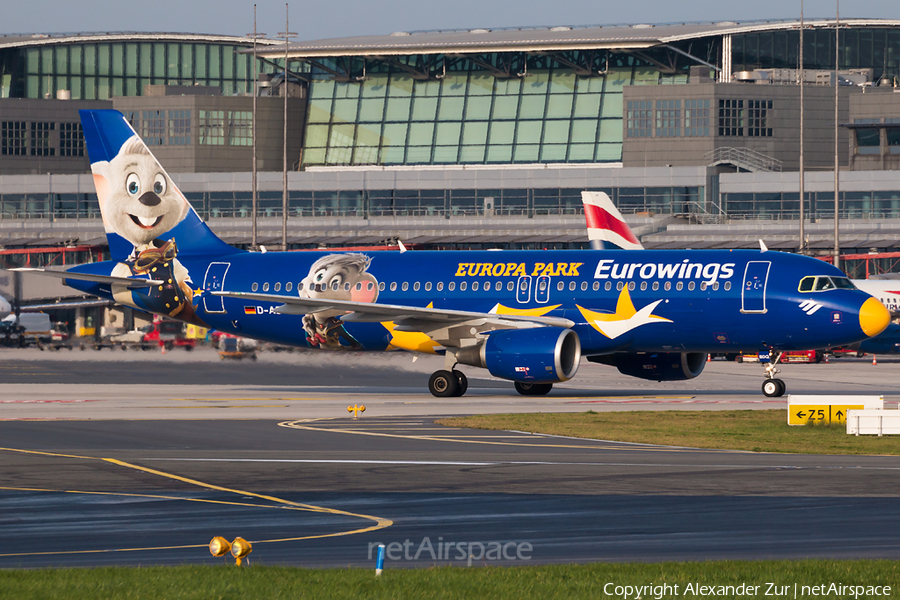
[[0, 446, 392, 558]]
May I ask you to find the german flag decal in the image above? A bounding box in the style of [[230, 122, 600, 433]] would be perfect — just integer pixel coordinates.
[[244, 306, 257, 315]]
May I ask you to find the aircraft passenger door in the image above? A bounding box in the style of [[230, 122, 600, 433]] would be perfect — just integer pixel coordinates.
[[741, 261, 771, 314], [516, 275, 532, 304], [202, 262, 231, 314], [535, 275, 551, 303]]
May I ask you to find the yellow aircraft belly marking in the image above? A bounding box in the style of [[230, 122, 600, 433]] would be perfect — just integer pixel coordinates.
[[577, 288, 671, 339], [381, 302, 441, 353]]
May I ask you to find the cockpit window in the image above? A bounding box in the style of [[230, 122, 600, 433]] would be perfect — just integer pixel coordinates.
[[815, 277, 835, 291], [800, 276, 857, 293], [831, 277, 856, 290]]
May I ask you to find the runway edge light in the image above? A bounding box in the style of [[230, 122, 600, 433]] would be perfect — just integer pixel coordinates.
[[231, 537, 252, 566], [209, 536, 231, 558], [375, 543, 385, 576]]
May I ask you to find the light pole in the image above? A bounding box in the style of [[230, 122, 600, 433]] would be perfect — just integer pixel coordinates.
[[247, 5, 265, 251], [799, 0, 805, 253], [834, 1, 841, 270], [278, 3, 297, 251]]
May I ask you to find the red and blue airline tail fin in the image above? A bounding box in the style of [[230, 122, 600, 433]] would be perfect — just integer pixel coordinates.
[[581, 191, 644, 251], [79, 109, 239, 261]]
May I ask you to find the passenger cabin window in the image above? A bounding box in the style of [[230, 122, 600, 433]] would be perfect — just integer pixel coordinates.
[[331, 282, 339, 291], [286, 282, 293, 292], [448, 282, 455, 291], [628, 282, 635, 291], [472, 282, 479, 291], [581, 281, 588, 291], [495, 281, 502, 292], [390, 282, 397, 291], [402, 282, 409, 291], [617, 282, 624, 291], [724, 282, 731, 291], [437, 282, 444, 291], [593, 281, 600, 291], [640, 282, 647, 291], [425, 282, 432, 291], [688, 282, 695, 291], [460, 282, 467, 291], [274, 282, 281, 292], [652, 282, 659, 291], [298, 282, 304, 291], [414, 282, 420, 291], [251, 282, 258, 292], [343, 282, 351, 292], [263, 283, 270, 292], [605, 282, 612, 291], [676, 282, 683, 291], [557, 281, 565, 291], [379, 282, 385, 291], [507, 281, 514, 291]]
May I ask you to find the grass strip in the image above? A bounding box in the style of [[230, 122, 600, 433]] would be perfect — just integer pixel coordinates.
[[437, 410, 900, 454], [1, 561, 898, 599]]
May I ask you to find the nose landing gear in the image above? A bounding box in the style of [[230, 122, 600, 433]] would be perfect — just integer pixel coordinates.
[[760, 351, 786, 397]]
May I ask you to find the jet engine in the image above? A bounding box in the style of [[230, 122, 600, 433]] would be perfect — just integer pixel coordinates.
[[456, 327, 581, 383], [589, 352, 706, 382]]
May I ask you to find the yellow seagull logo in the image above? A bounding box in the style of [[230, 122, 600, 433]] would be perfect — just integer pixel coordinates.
[[577, 287, 671, 339]]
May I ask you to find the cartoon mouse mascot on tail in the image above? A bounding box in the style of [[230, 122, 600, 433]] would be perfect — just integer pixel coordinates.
[[91, 135, 202, 324]]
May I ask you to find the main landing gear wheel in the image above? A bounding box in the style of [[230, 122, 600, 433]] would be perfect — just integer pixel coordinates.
[[762, 378, 786, 397], [452, 370, 468, 397], [514, 382, 553, 396], [429, 370, 459, 397]]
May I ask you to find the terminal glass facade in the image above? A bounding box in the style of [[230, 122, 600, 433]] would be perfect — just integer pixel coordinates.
[[731, 28, 900, 81], [0, 41, 270, 100], [303, 54, 686, 167], [0, 186, 701, 221]]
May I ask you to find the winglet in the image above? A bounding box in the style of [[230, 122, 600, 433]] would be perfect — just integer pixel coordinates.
[[581, 191, 643, 250], [398, 240, 408, 253], [759, 239, 769, 253]]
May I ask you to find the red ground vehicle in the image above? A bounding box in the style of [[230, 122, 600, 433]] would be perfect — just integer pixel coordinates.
[[142, 317, 195, 351], [781, 350, 824, 363]]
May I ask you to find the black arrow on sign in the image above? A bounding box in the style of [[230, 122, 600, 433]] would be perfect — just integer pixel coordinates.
[[796, 411, 807, 419], [835, 410, 844, 418]]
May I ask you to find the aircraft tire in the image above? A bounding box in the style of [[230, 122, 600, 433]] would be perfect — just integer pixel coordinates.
[[429, 370, 459, 398], [452, 370, 468, 397], [515, 382, 553, 396], [762, 378, 786, 397]]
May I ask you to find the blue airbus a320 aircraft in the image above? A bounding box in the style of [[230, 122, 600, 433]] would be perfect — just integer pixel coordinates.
[[17, 110, 891, 398]]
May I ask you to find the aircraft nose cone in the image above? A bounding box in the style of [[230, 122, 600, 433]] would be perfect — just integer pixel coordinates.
[[859, 297, 891, 337]]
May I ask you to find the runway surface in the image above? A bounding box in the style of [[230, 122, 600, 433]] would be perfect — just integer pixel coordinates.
[[1, 348, 899, 568]]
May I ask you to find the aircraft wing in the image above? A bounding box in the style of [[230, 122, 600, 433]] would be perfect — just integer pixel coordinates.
[[11, 268, 164, 289], [212, 291, 575, 329]]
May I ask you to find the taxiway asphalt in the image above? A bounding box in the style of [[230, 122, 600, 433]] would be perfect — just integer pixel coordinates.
[[1, 348, 899, 568]]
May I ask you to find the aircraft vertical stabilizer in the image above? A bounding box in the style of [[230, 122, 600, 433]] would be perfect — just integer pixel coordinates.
[[581, 191, 644, 250], [79, 110, 239, 261]]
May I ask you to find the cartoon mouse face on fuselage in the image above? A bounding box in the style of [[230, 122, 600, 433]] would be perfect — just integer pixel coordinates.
[[92, 136, 188, 250], [300, 253, 379, 320]]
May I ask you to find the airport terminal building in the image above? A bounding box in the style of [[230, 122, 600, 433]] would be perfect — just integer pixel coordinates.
[[5, 20, 900, 322]]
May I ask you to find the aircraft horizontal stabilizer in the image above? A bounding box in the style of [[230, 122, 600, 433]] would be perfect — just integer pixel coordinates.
[[212, 291, 575, 329], [11, 268, 164, 289]]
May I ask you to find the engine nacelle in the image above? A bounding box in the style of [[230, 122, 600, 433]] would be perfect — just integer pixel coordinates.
[[456, 327, 581, 384], [592, 352, 706, 382]]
